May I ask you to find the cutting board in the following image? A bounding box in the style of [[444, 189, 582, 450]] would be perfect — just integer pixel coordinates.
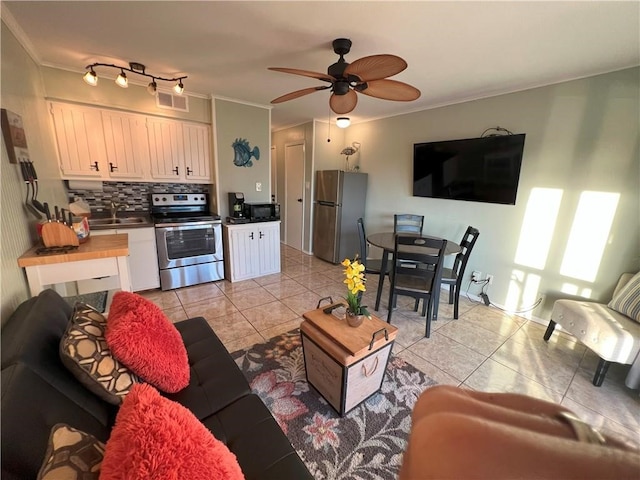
[[41, 222, 79, 247]]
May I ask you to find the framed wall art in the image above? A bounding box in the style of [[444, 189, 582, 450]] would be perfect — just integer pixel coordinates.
[[1, 108, 30, 164]]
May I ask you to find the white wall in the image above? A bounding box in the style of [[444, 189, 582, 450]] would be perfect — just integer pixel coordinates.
[[346, 67, 639, 319], [1, 21, 68, 322]]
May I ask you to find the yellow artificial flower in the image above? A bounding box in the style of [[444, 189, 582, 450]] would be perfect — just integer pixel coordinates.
[[341, 255, 369, 318]]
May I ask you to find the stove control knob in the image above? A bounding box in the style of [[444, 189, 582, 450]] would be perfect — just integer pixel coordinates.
[[162, 197, 167, 201], [154, 197, 159, 202]]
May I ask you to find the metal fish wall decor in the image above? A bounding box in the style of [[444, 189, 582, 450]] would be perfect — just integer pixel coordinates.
[[232, 138, 260, 168]]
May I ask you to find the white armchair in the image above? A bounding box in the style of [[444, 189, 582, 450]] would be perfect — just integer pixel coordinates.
[[543, 273, 640, 388]]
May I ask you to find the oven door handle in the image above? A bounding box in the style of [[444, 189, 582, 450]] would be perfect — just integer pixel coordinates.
[[156, 221, 221, 230]]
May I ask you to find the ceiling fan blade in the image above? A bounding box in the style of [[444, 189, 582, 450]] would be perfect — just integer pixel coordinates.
[[271, 86, 330, 104], [358, 79, 421, 101], [344, 54, 407, 82], [268, 67, 335, 83], [330, 90, 358, 114]]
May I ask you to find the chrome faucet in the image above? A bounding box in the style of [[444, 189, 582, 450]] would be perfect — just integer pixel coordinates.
[[110, 200, 127, 220]]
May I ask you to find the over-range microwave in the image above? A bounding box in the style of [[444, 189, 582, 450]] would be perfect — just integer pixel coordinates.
[[243, 202, 280, 222]]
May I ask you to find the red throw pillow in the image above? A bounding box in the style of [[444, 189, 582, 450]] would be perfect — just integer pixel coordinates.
[[106, 291, 189, 393], [100, 384, 244, 480]]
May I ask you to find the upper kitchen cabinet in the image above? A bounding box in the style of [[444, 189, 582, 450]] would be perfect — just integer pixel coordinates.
[[101, 110, 148, 179], [49, 101, 212, 183], [147, 118, 212, 183], [50, 101, 106, 178], [182, 122, 211, 181], [147, 117, 184, 181]]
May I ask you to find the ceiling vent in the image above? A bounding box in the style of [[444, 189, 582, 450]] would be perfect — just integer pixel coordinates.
[[156, 91, 189, 112]]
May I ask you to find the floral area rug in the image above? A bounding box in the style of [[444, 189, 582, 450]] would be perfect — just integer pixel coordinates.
[[231, 330, 437, 480]]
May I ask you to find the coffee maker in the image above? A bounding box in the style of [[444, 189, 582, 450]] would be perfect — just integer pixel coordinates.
[[227, 192, 248, 223]]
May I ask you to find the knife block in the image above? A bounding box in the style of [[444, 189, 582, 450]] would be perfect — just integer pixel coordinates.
[[41, 222, 79, 247]]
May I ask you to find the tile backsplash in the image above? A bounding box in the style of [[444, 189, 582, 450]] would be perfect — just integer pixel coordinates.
[[67, 181, 210, 213]]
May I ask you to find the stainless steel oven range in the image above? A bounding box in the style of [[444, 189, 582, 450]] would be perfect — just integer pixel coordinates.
[[151, 193, 223, 290]]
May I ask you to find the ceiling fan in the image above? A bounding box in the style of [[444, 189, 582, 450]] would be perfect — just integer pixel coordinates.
[[269, 38, 421, 115]]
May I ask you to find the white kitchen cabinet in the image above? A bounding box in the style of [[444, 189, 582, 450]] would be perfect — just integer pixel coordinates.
[[49, 101, 212, 183], [182, 122, 211, 181], [147, 117, 184, 181], [101, 111, 148, 179], [147, 118, 212, 183], [50, 102, 106, 178], [77, 227, 160, 292], [224, 222, 281, 282]]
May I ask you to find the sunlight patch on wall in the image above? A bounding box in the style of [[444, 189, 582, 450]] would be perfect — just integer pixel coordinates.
[[561, 283, 579, 295], [560, 191, 620, 282], [514, 188, 563, 269], [505, 269, 541, 317]]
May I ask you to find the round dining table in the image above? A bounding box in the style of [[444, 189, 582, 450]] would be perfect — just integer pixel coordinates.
[[366, 232, 461, 314]]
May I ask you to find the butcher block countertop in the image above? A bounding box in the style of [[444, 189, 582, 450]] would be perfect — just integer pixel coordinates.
[[18, 234, 129, 268]]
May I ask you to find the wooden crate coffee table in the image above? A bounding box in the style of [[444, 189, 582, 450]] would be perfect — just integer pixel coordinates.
[[301, 303, 398, 416]]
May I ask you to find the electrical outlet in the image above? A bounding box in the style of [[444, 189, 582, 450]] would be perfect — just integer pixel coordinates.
[[486, 274, 493, 285], [471, 271, 481, 282], [255, 182, 262, 192]]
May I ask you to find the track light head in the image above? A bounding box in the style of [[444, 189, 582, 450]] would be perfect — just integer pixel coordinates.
[[173, 80, 184, 95], [147, 79, 157, 95], [82, 68, 98, 86], [115, 70, 128, 88]]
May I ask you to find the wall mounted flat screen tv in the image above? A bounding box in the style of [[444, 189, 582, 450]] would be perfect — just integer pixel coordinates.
[[413, 134, 526, 205]]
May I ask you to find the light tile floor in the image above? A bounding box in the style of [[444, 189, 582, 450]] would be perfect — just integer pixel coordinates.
[[140, 244, 640, 447]]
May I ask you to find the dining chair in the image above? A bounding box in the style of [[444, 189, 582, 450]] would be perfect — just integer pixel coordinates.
[[440, 226, 480, 319], [387, 235, 447, 338], [357, 218, 393, 276], [393, 214, 424, 235]]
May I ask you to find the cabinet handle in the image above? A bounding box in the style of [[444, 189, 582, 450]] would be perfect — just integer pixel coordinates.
[[259, 231, 264, 239], [109, 162, 118, 172], [186, 167, 193, 176], [249, 232, 254, 240], [90, 161, 100, 172], [172, 166, 179, 175], [361, 356, 379, 377]]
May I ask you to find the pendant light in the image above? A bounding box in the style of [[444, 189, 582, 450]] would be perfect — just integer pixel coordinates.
[[173, 80, 184, 95]]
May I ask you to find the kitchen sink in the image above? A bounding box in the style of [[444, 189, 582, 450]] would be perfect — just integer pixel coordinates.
[[89, 217, 148, 227]]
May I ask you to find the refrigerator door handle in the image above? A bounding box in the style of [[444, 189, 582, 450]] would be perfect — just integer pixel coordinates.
[[318, 200, 337, 207]]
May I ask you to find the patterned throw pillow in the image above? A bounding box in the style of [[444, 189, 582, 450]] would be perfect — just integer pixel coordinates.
[[608, 272, 640, 322], [100, 384, 244, 480], [37, 424, 105, 480], [106, 291, 190, 393], [60, 303, 140, 405]]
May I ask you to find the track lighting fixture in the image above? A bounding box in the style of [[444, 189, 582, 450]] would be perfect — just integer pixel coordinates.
[[83, 62, 187, 95], [336, 117, 351, 128]]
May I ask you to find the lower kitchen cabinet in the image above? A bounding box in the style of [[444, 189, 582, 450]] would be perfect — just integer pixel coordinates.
[[78, 227, 160, 292], [223, 222, 281, 282]]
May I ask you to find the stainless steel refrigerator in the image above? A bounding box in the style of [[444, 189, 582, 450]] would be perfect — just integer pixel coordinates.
[[313, 170, 368, 264]]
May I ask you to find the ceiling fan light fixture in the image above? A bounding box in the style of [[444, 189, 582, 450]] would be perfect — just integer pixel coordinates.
[[115, 70, 128, 88], [173, 80, 184, 95], [83, 68, 98, 86], [336, 117, 351, 128]]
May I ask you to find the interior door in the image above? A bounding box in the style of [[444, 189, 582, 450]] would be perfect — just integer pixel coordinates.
[[271, 145, 277, 203], [285, 142, 304, 250]]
